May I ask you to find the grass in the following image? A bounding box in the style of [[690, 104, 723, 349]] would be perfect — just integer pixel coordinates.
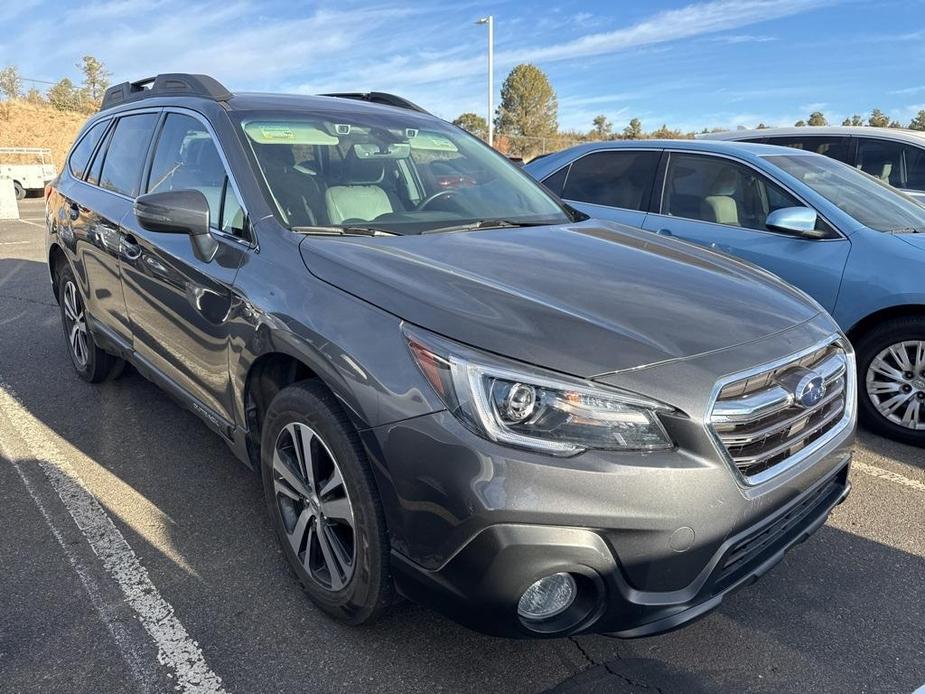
[[0, 100, 88, 171]]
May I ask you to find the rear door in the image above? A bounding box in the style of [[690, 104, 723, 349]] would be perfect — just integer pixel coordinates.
[[61, 113, 160, 348], [120, 110, 249, 427], [548, 149, 661, 227], [642, 151, 851, 312]]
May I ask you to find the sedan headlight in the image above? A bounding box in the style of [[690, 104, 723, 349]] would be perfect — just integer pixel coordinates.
[[404, 325, 673, 456]]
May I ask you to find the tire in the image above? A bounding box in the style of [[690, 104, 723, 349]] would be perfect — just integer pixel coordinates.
[[56, 264, 124, 383], [13, 181, 25, 200], [261, 379, 393, 625], [854, 316, 925, 446]]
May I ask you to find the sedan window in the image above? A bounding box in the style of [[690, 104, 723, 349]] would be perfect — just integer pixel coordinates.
[[662, 153, 817, 234], [561, 151, 660, 211]]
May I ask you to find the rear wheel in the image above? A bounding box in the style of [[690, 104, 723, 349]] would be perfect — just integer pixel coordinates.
[[57, 264, 124, 383], [13, 181, 25, 200], [261, 380, 392, 625], [856, 317, 925, 446]]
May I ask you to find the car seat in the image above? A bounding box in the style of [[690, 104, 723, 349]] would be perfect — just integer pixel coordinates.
[[325, 155, 395, 224], [703, 168, 740, 225]]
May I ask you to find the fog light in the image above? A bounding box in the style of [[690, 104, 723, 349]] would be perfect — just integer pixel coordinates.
[[518, 572, 576, 621]]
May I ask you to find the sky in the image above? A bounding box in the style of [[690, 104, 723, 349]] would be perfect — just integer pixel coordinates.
[[2, 0, 924, 133]]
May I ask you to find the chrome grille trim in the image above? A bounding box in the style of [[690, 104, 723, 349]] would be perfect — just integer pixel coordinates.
[[707, 336, 856, 485]]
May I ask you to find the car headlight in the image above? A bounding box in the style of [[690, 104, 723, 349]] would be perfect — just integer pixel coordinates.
[[404, 324, 674, 456]]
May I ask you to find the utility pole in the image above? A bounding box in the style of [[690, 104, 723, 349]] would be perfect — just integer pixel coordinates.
[[476, 16, 494, 147]]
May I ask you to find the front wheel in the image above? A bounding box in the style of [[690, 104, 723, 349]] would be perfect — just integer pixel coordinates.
[[261, 380, 393, 625], [13, 181, 26, 200], [855, 317, 925, 446]]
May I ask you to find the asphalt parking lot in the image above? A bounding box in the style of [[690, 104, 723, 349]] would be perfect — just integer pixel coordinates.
[[1, 197, 923, 694]]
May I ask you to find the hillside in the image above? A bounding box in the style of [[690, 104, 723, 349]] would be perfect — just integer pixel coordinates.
[[0, 100, 88, 171]]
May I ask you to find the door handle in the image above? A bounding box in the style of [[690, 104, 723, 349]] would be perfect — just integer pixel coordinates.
[[121, 234, 142, 261], [656, 228, 673, 237]]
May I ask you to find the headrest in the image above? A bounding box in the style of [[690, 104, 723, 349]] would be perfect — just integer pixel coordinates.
[[256, 143, 295, 168], [710, 169, 737, 196], [345, 154, 385, 184]]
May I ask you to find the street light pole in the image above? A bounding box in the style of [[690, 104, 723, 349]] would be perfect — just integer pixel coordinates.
[[477, 16, 494, 147]]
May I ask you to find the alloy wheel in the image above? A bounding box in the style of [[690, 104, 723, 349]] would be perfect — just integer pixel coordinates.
[[63, 280, 89, 368], [866, 340, 925, 430], [271, 422, 356, 591]]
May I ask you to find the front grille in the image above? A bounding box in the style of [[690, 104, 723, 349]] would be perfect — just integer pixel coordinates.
[[712, 465, 848, 591], [710, 342, 852, 482]]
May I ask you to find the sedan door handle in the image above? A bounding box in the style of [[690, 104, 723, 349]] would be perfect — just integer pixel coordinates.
[[121, 234, 142, 261], [656, 228, 673, 237]]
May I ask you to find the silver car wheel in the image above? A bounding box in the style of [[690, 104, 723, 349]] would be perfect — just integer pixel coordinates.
[[272, 422, 356, 591], [866, 340, 925, 430], [63, 280, 89, 368]]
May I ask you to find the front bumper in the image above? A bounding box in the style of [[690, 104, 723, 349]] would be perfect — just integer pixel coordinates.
[[391, 459, 851, 638]]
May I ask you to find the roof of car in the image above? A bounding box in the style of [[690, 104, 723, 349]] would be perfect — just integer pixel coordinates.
[[702, 125, 925, 144], [533, 138, 811, 160], [98, 73, 433, 120]]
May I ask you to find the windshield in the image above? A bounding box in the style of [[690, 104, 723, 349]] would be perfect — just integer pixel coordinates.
[[234, 109, 571, 234], [765, 153, 925, 232]]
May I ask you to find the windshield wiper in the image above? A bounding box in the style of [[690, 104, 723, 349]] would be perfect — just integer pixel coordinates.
[[889, 227, 921, 234], [292, 225, 393, 237], [421, 219, 551, 235]]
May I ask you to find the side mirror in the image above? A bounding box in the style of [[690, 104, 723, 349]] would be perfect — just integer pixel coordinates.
[[765, 206, 821, 237], [134, 190, 218, 262]]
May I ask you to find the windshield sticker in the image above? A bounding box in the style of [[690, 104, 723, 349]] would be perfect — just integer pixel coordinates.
[[243, 122, 340, 146]]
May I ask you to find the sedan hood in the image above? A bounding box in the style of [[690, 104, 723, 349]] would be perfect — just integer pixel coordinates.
[[300, 221, 819, 377]]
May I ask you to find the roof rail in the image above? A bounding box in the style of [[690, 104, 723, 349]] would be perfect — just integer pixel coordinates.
[[320, 92, 429, 114], [99, 74, 233, 112]]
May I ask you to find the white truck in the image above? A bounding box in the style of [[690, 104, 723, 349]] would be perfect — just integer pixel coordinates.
[[0, 148, 57, 199]]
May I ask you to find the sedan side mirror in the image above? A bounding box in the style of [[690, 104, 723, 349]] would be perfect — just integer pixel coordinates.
[[134, 190, 218, 262], [765, 206, 822, 238]]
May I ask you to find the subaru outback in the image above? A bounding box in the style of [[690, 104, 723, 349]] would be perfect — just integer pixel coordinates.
[[45, 74, 855, 637]]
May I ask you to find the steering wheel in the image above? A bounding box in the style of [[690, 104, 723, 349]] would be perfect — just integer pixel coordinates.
[[415, 190, 459, 211]]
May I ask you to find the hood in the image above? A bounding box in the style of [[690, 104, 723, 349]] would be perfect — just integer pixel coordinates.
[[300, 221, 820, 377]]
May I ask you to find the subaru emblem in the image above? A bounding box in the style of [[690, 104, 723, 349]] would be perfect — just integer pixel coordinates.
[[778, 367, 827, 409]]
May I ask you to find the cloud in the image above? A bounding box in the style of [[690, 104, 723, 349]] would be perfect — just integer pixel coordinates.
[[891, 86, 925, 95], [709, 34, 778, 43]]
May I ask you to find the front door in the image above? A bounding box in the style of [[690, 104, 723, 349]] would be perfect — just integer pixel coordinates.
[[643, 151, 851, 313], [120, 111, 249, 427]]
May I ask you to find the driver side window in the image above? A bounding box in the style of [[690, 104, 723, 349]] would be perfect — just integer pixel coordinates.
[[147, 113, 247, 238]]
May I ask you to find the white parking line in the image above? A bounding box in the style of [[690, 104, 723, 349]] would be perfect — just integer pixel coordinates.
[[0, 241, 32, 246], [13, 218, 44, 228], [854, 460, 925, 493], [0, 383, 228, 694], [4, 441, 159, 693]]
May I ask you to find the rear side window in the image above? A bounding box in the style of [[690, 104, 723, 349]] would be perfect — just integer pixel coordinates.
[[99, 113, 159, 197], [147, 113, 246, 237], [764, 136, 852, 164], [68, 120, 109, 180], [561, 151, 660, 210], [856, 137, 925, 191]]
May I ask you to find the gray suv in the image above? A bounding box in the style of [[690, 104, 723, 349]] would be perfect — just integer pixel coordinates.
[[45, 74, 855, 638]]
